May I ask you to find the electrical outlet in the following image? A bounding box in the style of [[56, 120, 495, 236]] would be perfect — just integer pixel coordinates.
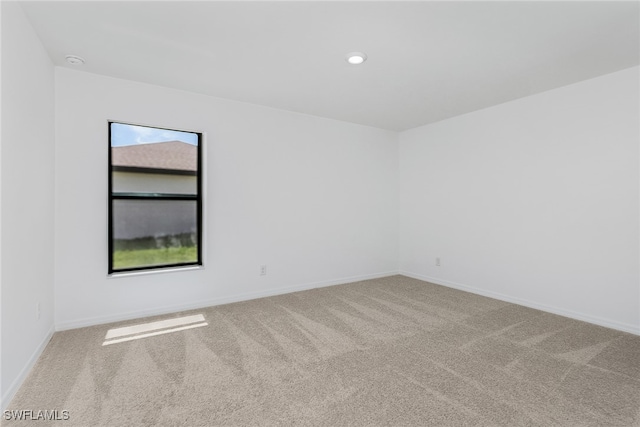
[[435, 257, 441, 267], [260, 265, 267, 276], [36, 302, 41, 321]]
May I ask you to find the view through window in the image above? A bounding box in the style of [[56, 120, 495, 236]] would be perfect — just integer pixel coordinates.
[[109, 122, 202, 273]]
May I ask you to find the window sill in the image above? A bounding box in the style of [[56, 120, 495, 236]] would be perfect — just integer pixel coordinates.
[[108, 265, 204, 279]]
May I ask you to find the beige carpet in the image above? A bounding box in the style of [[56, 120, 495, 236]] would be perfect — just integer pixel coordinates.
[[6, 275, 640, 426]]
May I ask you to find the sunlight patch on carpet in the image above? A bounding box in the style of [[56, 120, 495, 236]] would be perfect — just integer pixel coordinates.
[[103, 314, 207, 346]]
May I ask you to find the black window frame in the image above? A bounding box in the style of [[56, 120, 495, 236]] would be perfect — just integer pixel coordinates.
[[108, 121, 203, 274]]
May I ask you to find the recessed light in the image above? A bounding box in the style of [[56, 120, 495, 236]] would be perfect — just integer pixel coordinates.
[[346, 52, 367, 65], [65, 55, 85, 66]]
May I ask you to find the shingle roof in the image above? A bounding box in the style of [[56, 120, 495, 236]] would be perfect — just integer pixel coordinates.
[[111, 141, 197, 173]]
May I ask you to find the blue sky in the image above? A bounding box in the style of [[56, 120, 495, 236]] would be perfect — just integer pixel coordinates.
[[110, 123, 198, 147]]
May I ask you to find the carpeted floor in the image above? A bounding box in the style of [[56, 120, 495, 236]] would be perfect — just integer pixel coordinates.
[[6, 275, 640, 426]]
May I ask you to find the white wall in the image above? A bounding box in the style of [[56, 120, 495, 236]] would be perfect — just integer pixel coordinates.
[[1, 2, 56, 408], [54, 68, 398, 329], [399, 67, 640, 334]]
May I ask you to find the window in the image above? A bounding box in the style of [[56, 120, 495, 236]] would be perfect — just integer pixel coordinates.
[[108, 122, 202, 273]]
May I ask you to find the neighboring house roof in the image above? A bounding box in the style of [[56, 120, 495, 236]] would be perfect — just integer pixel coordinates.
[[112, 141, 197, 174]]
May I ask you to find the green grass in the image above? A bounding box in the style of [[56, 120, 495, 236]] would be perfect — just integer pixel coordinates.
[[113, 246, 198, 269]]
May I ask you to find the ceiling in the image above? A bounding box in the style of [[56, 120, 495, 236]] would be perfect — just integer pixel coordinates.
[[20, 1, 639, 131]]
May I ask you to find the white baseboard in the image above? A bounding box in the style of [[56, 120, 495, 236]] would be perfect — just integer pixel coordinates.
[[56, 271, 400, 331], [400, 271, 640, 336], [1, 325, 54, 411]]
